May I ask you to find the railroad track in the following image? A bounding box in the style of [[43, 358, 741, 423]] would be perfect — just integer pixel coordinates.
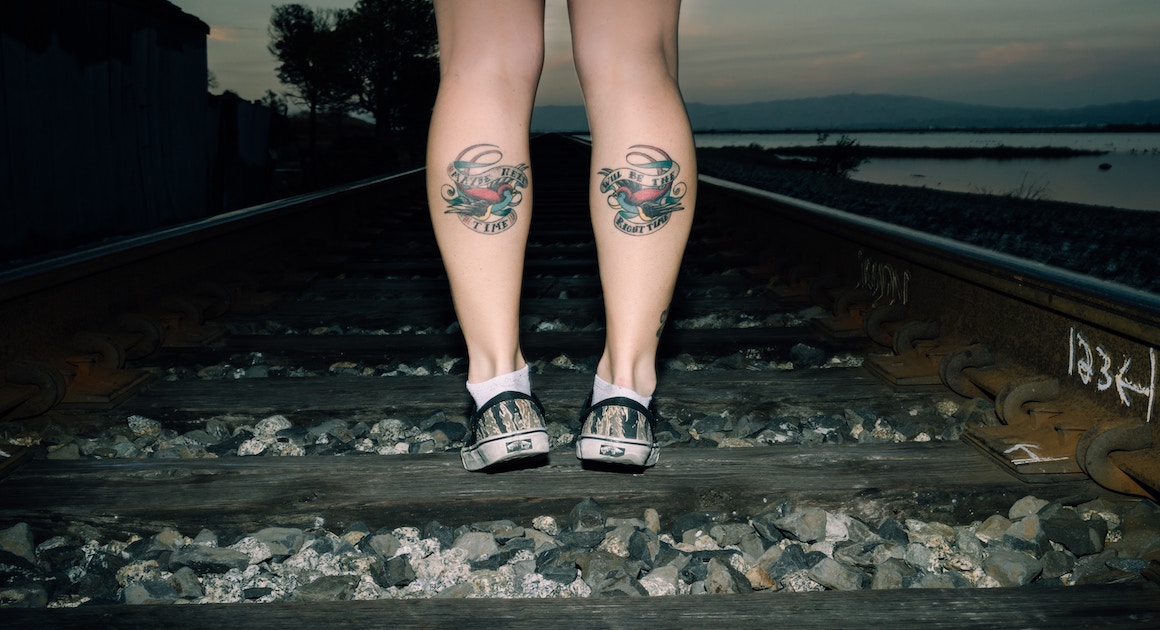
[[1, 134, 1158, 626]]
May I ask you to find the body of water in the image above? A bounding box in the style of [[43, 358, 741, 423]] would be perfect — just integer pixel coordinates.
[[695, 132, 1160, 211]]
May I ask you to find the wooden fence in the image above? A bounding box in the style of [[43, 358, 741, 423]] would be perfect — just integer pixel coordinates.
[[1, 0, 210, 262]]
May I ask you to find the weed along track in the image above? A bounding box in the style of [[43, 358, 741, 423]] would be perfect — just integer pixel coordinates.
[[2, 135, 1159, 626]]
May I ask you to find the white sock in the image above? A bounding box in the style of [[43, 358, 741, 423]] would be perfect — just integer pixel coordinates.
[[466, 365, 531, 408], [592, 374, 652, 408]]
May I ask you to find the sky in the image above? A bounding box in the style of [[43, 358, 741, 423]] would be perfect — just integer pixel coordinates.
[[172, 0, 1160, 110]]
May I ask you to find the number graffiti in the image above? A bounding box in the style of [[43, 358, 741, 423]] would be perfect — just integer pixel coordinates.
[[1068, 327, 1156, 423]]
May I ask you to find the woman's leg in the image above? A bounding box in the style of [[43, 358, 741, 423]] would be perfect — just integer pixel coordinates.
[[568, 0, 697, 399], [568, 0, 696, 466], [427, 0, 549, 470], [427, 0, 544, 384]]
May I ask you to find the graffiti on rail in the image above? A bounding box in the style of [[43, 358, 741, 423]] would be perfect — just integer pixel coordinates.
[[1004, 443, 1070, 465], [857, 249, 910, 305], [1068, 327, 1157, 423]]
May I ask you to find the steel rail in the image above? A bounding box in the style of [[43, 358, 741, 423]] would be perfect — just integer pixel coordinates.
[[1, 134, 1157, 493], [698, 174, 1158, 495], [0, 168, 424, 303], [0, 168, 426, 360], [699, 175, 1160, 343]]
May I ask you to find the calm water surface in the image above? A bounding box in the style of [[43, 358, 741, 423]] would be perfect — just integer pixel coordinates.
[[696, 132, 1160, 211]]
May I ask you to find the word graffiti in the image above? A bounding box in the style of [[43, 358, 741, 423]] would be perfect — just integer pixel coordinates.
[[857, 250, 910, 305], [1068, 327, 1156, 423]]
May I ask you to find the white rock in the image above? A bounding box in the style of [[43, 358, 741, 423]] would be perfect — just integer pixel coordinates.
[[825, 512, 852, 542], [904, 542, 940, 573], [644, 508, 661, 534], [377, 443, 410, 455], [352, 439, 377, 453], [403, 547, 472, 595], [597, 525, 634, 558], [371, 419, 409, 442], [780, 569, 825, 592], [253, 415, 293, 440], [452, 532, 499, 561], [196, 570, 247, 604], [237, 438, 268, 456], [567, 576, 593, 597], [532, 515, 560, 536], [519, 573, 573, 598], [392, 527, 422, 544], [944, 553, 979, 572], [469, 567, 519, 598], [229, 537, 273, 565], [808, 540, 836, 558], [267, 442, 305, 457], [1009, 495, 1049, 520], [352, 574, 384, 600], [114, 560, 162, 587], [640, 565, 681, 596], [936, 400, 960, 416], [127, 415, 162, 438]]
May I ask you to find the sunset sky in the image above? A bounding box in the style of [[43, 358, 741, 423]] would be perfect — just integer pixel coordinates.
[[172, 0, 1160, 110]]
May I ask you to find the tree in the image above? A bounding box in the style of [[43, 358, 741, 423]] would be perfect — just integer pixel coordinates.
[[260, 90, 289, 117], [814, 133, 866, 178], [338, 0, 438, 160], [268, 4, 358, 155]]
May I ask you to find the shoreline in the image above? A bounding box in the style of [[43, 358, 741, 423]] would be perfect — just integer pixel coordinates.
[[695, 146, 1160, 295], [765, 145, 1107, 159], [691, 124, 1160, 135]]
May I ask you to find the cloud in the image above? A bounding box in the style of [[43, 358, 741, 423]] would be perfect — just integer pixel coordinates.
[[207, 26, 236, 42], [179, 0, 1160, 109], [707, 76, 739, 90], [678, 21, 716, 39], [207, 25, 263, 43], [807, 51, 868, 69], [970, 42, 1049, 72]]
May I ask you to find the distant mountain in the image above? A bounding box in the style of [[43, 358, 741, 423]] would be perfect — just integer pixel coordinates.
[[530, 93, 1160, 132]]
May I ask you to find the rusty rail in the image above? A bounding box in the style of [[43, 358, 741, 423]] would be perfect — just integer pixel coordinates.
[[2, 136, 1157, 497], [700, 174, 1159, 497], [0, 168, 425, 420]]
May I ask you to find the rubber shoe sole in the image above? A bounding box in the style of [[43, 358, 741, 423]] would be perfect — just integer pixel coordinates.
[[575, 435, 658, 467], [575, 396, 659, 468], [461, 391, 549, 472], [461, 428, 550, 471]]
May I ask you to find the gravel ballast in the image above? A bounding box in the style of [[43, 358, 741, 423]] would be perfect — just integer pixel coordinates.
[[2, 494, 1157, 608]]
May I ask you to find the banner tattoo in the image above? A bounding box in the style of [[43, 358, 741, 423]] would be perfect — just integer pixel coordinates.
[[598, 145, 687, 235], [442, 144, 529, 235]]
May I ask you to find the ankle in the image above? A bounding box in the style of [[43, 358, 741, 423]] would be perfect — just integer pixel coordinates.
[[467, 365, 531, 408], [466, 352, 526, 384], [592, 374, 651, 408], [595, 357, 657, 399]]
